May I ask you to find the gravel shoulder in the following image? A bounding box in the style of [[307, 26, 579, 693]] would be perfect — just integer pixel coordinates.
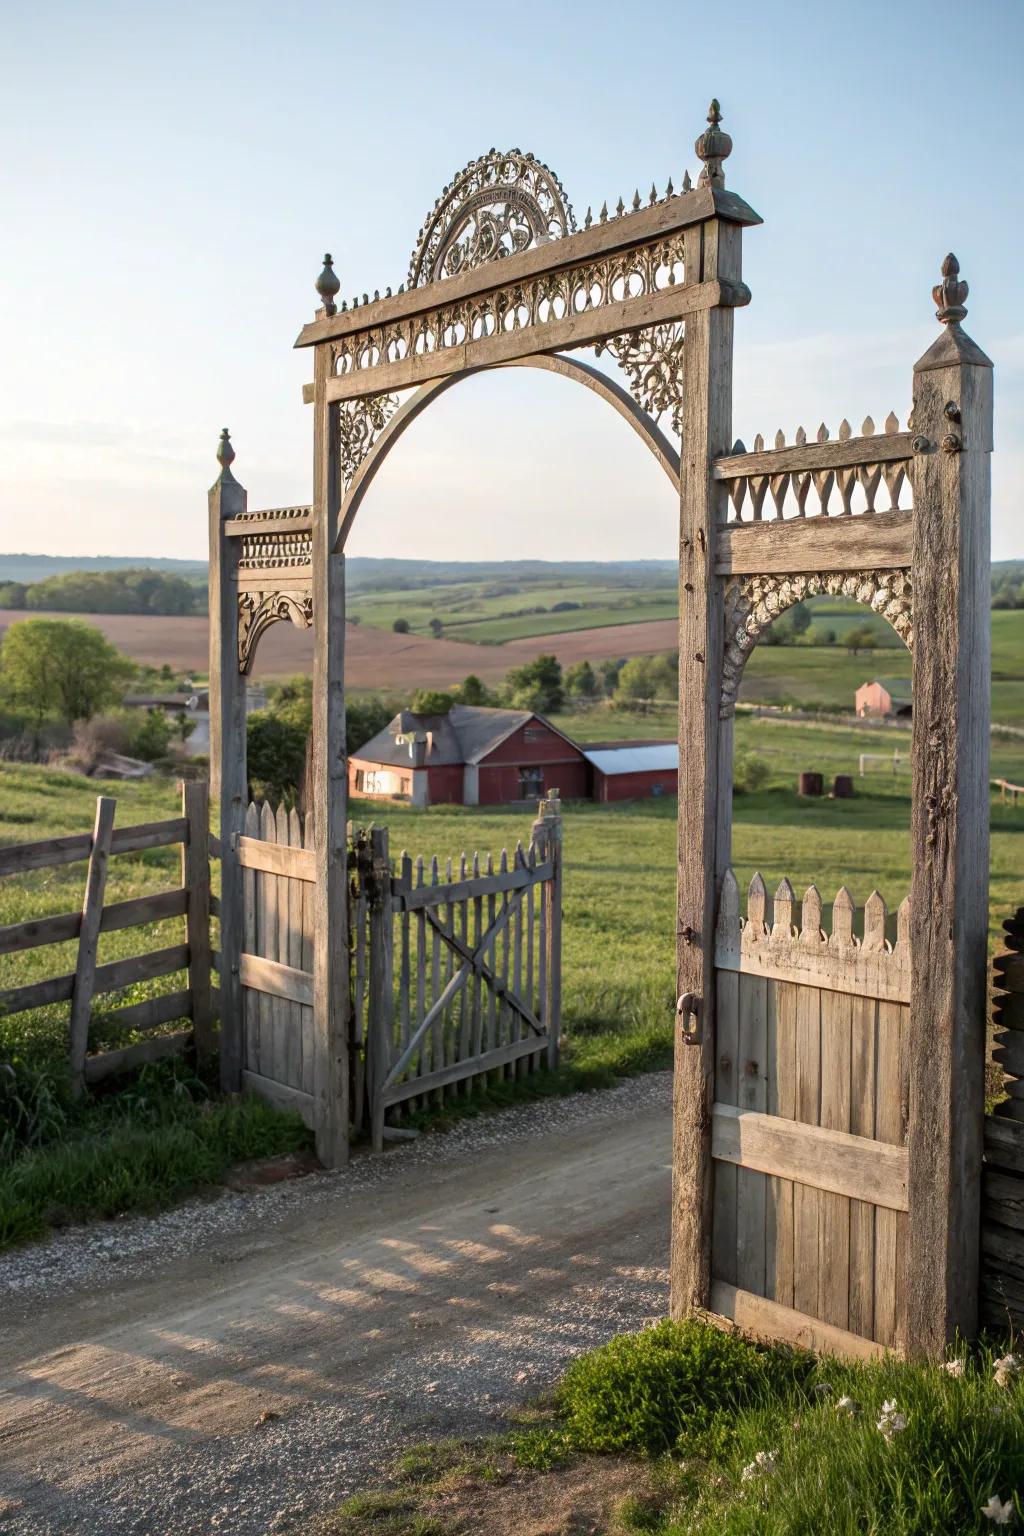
[[0, 1073, 672, 1536]]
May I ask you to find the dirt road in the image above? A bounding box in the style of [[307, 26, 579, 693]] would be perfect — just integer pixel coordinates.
[[0, 609, 678, 686], [0, 1076, 671, 1535]]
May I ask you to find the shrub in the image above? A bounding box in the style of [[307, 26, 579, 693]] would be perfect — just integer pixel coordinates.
[[554, 1319, 796, 1456], [247, 711, 307, 805], [392, 618, 410, 633], [733, 751, 770, 794]]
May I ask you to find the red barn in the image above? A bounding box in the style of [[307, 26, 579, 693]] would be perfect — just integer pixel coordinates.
[[584, 744, 679, 802], [349, 705, 588, 807]]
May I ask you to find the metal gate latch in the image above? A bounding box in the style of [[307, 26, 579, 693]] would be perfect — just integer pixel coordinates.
[[677, 992, 702, 1044]]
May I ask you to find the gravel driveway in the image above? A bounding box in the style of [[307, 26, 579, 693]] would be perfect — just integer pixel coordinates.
[[0, 1073, 672, 1536]]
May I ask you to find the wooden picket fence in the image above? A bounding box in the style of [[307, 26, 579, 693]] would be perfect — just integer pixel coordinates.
[[0, 782, 213, 1092], [233, 793, 564, 1144], [980, 904, 1024, 1331]]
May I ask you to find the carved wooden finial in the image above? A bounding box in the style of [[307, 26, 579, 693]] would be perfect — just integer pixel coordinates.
[[695, 98, 732, 188], [315, 253, 341, 316], [681, 169, 692, 192], [216, 427, 235, 473], [933, 252, 968, 325]]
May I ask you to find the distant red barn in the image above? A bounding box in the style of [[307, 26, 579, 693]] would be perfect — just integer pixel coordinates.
[[349, 705, 588, 808], [583, 744, 678, 803]]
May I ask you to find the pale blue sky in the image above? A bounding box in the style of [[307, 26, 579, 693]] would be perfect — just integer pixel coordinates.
[[1, 0, 1021, 562]]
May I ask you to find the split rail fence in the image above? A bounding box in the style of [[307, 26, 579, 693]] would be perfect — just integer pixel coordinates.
[[0, 782, 213, 1092]]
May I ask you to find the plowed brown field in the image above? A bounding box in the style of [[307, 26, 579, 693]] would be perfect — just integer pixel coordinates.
[[0, 610, 677, 688]]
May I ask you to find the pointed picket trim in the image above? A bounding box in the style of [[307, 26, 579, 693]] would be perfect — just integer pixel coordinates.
[[715, 870, 911, 1002]]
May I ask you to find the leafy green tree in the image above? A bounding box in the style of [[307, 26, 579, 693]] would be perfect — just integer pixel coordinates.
[[503, 654, 564, 713], [615, 654, 676, 710], [598, 658, 626, 696], [347, 696, 393, 755], [565, 659, 600, 699], [246, 712, 308, 805], [0, 582, 27, 609], [410, 689, 455, 715], [845, 624, 879, 657], [174, 709, 195, 745], [455, 674, 494, 706], [127, 708, 174, 761], [428, 618, 444, 638], [789, 601, 812, 636], [392, 617, 410, 633], [0, 618, 134, 727]]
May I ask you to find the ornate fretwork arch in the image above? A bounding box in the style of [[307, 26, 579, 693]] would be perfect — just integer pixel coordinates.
[[408, 150, 575, 288], [237, 587, 313, 675], [720, 568, 913, 717]]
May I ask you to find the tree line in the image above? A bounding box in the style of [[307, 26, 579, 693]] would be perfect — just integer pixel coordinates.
[[0, 569, 205, 616]]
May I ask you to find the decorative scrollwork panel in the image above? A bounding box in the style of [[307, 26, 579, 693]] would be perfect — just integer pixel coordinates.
[[597, 323, 686, 437], [721, 568, 913, 717], [409, 150, 575, 288], [238, 590, 314, 675], [340, 392, 400, 487]]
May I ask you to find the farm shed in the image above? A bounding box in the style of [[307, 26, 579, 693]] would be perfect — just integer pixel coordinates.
[[349, 704, 587, 807], [855, 677, 913, 718], [584, 743, 679, 802]]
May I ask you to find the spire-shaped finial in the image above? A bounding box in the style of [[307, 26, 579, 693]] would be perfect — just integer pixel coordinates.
[[932, 252, 969, 325], [695, 98, 732, 188], [216, 427, 235, 472], [315, 253, 341, 316]]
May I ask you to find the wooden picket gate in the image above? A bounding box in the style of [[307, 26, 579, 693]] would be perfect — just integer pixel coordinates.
[[233, 795, 562, 1141], [707, 871, 910, 1358], [357, 794, 563, 1151]]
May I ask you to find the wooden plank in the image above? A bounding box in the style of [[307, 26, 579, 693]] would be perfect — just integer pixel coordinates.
[[711, 968, 739, 1285], [769, 978, 798, 1309], [182, 780, 213, 1064], [716, 509, 914, 577], [793, 984, 822, 1318], [715, 940, 910, 1005], [819, 988, 853, 1329], [712, 1104, 907, 1210], [286, 807, 304, 1091], [68, 797, 117, 1096], [257, 802, 276, 1079], [714, 433, 914, 479], [546, 810, 563, 1070], [0, 888, 187, 957], [382, 1034, 547, 1106], [0, 817, 188, 878], [224, 511, 312, 536], [396, 859, 551, 910], [100, 989, 194, 1032], [84, 1030, 191, 1084], [368, 827, 393, 1151], [458, 855, 472, 1094], [242, 1069, 315, 1128], [272, 802, 290, 1087], [243, 802, 259, 1077], [983, 1170, 1024, 1232], [237, 835, 315, 882], [672, 217, 739, 1320], [984, 1114, 1024, 1175], [735, 974, 768, 1297], [907, 326, 992, 1354], [709, 1282, 891, 1362], [874, 998, 905, 1347], [848, 995, 878, 1339], [239, 951, 314, 1008], [300, 810, 315, 1096]]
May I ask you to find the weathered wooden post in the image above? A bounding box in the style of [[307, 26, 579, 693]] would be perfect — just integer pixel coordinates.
[[531, 790, 563, 1068], [907, 255, 993, 1353], [367, 825, 394, 1153], [672, 103, 750, 1319], [181, 778, 214, 1066], [310, 260, 350, 1167], [208, 430, 247, 1092], [68, 795, 117, 1096]]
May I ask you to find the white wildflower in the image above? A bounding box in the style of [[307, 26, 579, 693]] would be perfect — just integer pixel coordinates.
[[943, 1358, 965, 1378], [981, 1494, 1015, 1525], [994, 1355, 1021, 1389], [837, 1395, 859, 1416], [876, 1399, 907, 1441], [741, 1450, 778, 1482]]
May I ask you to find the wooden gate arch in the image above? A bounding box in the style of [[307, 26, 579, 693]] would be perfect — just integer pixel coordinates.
[[208, 103, 993, 1359]]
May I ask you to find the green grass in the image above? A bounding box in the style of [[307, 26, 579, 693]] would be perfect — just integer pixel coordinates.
[[320, 1323, 1024, 1536]]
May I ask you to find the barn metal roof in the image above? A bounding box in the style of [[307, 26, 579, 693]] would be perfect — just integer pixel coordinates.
[[583, 744, 679, 776]]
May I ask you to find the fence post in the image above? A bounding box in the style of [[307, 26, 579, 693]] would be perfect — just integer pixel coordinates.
[[68, 795, 117, 1097], [182, 779, 214, 1066], [367, 826, 394, 1152], [532, 791, 563, 1069], [907, 255, 993, 1354], [208, 429, 248, 1093]]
